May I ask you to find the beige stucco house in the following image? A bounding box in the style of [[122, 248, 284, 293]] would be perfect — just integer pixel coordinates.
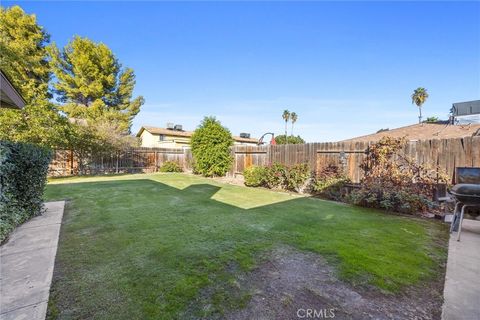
[[136, 126, 259, 148]]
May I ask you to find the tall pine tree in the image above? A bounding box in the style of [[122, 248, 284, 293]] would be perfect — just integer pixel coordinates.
[[49, 36, 144, 133]]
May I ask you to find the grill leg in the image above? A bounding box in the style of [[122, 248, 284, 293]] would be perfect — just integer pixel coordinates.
[[450, 202, 462, 233], [456, 205, 467, 242]]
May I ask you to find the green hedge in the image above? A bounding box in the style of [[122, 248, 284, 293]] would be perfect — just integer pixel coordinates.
[[0, 141, 52, 242]]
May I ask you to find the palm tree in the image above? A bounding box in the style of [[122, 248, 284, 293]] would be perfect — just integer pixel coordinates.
[[282, 110, 290, 142], [411, 87, 429, 124], [290, 112, 298, 137]]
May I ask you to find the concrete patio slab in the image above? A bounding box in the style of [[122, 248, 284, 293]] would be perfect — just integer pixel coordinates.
[[0, 201, 65, 320], [442, 218, 480, 320]]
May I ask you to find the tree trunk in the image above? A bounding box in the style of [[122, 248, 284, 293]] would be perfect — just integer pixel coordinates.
[[419, 106, 422, 124]]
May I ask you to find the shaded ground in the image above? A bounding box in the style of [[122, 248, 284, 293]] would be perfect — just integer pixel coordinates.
[[44, 173, 448, 319], [228, 246, 444, 320]]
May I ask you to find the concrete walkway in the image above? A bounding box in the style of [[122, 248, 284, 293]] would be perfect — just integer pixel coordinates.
[[442, 218, 480, 320], [0, 201, 65, 320]]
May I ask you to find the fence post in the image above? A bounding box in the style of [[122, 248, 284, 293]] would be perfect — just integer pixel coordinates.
[[69, 150, 74, 175], [116, 152, 119, 173]]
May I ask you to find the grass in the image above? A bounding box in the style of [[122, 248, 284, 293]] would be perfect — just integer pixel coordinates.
[[45, 173, 447, 319]]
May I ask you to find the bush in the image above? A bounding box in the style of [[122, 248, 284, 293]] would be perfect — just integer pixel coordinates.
[[347, 137, 448, 214], [245, 163, 312, 193], [264, 163, 288, 189], [159, 161, 183, 173], [284, 163, 311, 192], [191, 117, 234, 177], [312, 164, 350, 200], [243, 165, 267, 187], [0, 141, 52, 242], [274, 135, 305, 145], [347, 185, 434, 214]]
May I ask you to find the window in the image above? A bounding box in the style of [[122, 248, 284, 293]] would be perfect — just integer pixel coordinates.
[[159, 134, 165, 141]]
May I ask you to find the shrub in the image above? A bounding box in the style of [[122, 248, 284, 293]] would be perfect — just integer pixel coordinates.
[[191, 117, 233, 177], [0, 141, 52, 242], [264, 163, 287, 189], [347, 184, 434, 214], [312, 164, 350, 200], [274, 135, 305, 145], [284, 163, 311, 192], [244, 163, 312, 192], [159, 161, 183, 173], [243, 165, 267, 187], [348, 137, 448, 214]]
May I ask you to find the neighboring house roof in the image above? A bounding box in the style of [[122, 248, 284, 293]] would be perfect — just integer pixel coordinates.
[[137, 126, 193, 138], [452, 100, 480, 117], [137, 126, 259, 143], [0, 70, 26, 109], [340, 123, 480, 143]]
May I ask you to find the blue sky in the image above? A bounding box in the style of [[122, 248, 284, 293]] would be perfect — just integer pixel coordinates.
[[5, 1, 480, 142]]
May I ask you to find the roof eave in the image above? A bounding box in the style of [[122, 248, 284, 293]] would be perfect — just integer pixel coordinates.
[[0, 71, 26, 109]]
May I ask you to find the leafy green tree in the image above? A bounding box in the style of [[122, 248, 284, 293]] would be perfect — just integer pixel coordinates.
[[191, 117, 234, 177], [424, 116, 439, 123], [411, 87, 429, 124], [0, 5, 68, 147], [49, 36, 144, 133], [275, 135, 305, 145], [282, 110, 290, 141]]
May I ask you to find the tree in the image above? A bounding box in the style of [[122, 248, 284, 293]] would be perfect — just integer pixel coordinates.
[[290, 112, 298, 137], [191, 117, 233, 177], [0, 5, 68, 147], [424, 116, 439, 123], [275, 135, 305, 145], [49, 36, 144, 133], [411, 87, 429, 124], [282, 110, 290, 142], [66, 119, 139, 174]]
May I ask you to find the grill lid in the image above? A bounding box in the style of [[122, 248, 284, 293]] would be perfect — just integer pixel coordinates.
[[451, 184, 480, 197]]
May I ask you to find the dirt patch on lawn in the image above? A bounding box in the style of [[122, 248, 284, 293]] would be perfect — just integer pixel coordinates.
[[226, 246, 444, 320], [211, 174, 245, 186]]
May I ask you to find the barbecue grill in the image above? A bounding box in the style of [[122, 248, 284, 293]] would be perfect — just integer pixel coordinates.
[[449, 168, 480, 241]]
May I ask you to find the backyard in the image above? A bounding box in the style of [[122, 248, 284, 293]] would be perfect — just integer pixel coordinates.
[[45, 173, 448, 319]]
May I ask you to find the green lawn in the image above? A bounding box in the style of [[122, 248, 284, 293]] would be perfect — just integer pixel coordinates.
[[45, 173, 447, 319]]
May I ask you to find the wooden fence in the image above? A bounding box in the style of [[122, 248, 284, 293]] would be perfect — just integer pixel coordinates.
[[49, 147, 193, 176], [49, 137, 480, 183]]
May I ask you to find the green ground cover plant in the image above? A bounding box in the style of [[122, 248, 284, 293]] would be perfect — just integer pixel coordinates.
[[45, 173, 447, 319]]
